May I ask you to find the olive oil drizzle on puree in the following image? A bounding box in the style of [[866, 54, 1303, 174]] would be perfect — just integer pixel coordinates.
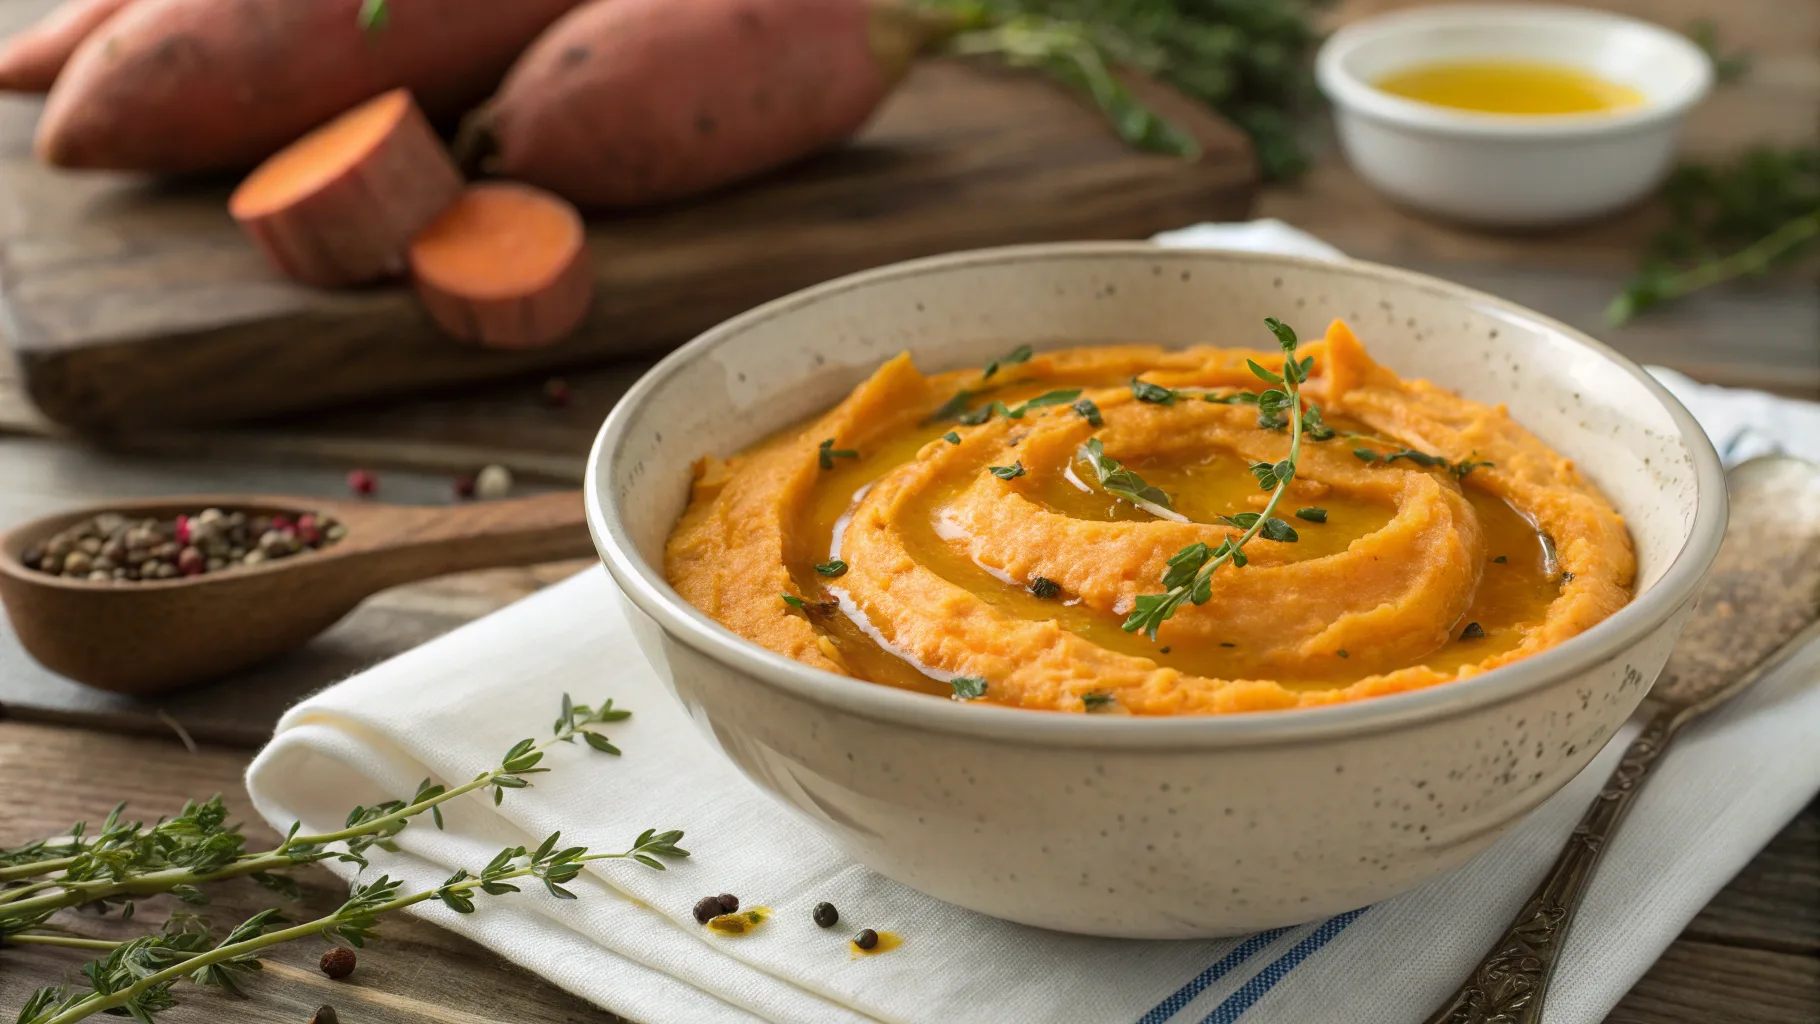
[[665, 320, 1634, 716]]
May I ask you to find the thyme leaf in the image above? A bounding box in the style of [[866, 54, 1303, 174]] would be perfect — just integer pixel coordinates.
[[1080, 438, 1174, 512], [817, 439, 858, 470], [983, 344, 1034, 380], [1122, 317, 1305, 640], [950, 676, 988, 700]]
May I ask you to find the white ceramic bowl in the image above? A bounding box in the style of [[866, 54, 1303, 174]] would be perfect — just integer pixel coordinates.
[[1316, 4, 1713, 226], [587, 244, 1726, 938]]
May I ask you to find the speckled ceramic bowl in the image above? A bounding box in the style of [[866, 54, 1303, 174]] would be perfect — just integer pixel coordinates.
[[586, 244, 1726, 939]]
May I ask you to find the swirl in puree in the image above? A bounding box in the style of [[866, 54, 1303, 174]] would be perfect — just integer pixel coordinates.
[[665, 320, 1634, 715]]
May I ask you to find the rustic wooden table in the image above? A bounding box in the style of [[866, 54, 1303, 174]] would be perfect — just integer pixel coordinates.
[[1, 0, 1816, 1020]]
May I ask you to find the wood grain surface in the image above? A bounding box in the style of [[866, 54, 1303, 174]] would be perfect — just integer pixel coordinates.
[[0, 0, 1257, 431], [0, 721, 1812, 1024]]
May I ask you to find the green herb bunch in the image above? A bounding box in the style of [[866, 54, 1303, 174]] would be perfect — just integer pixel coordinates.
[[1610, 143, 1820, 322], [932, 0, 1327, 178], [3, 696, 686, 1024], [1121, 317, 1319, 638], [1609, 27, 1816, 322]]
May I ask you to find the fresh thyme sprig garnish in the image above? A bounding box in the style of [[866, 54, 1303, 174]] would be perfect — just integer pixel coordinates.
[[953, 388, 1083, 426], [817, 439, 859, 470], [989, 462, 1027, 480], [1351, 446, 1492, 480], [4, 696, 683, 1024], [1121, 318, 1307, 640], [949, 676, 989, 700], [982, 344, 1034, 380], [1079, 438, 1178, 519]]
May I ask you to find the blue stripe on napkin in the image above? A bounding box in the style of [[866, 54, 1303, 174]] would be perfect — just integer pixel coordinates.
[[1197, 908, 1370, 1023], [1134, 928, 1290, 1024]]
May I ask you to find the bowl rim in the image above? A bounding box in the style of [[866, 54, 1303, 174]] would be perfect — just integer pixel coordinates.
[[1315, 2, 1715, 140], [587, 242, 1727, 750]]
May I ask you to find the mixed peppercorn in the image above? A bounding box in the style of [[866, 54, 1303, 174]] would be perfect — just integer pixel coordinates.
[[21, 508, 346, 582]]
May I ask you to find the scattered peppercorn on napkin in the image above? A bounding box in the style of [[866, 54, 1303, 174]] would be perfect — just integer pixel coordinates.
[[248, 222, 1820, 1024]]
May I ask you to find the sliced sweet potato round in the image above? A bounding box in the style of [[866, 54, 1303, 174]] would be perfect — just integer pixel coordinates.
[[408, 182, 592, 349], [229, 88, 464, 288]]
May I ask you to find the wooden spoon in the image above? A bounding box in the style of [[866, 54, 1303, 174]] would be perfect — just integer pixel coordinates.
[[0, 491, 594, 695]]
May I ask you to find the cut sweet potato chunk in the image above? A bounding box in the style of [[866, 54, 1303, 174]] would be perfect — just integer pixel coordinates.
[[229, 89, 464, 289], [408, 183, 592, 349]]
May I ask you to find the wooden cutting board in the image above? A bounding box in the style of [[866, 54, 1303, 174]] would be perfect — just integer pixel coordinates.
[[0, 4, 1256, 431]]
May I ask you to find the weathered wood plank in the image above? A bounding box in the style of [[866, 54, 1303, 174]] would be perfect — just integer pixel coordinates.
[[0, 0, 1257, 433], [0, 723, 623, 1023], [1, 723, 1815, 1024]]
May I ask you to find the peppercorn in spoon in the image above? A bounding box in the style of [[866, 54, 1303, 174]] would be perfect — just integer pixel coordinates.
[[0, 491, 592, 694]]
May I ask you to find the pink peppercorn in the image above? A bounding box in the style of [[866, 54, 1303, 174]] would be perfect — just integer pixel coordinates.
[[173, 516, 192, 546], [271, 514, 292, 531], [453, 475, 476, 500], [542, 377, 571, 407], [177, 547, 205, 576], [296, 513, 320, 545], [347, 470, 377, 497]]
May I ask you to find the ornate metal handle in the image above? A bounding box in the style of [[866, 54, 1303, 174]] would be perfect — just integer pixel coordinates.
[[1424, 706, 1680, 1024]]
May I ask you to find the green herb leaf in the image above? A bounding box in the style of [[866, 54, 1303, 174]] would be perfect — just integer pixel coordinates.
[[814, 559, 849, 577], [1204, 390, 1260, 405], [1029, 576, 1062, 599], [1258, 517, 1298, 543], [357, 0, 388, 33], [1017, 388, 1082, 411], [1246, 359, 1284, 384], [942, 431, 962, 444], [1295, 507, 1327, 523], [817, 439, 858, 470], [1072, 398, 1103, 426], [1129, 377, 1178, 404], [929, 390, 978, 423], [1300, 404, 1336, 441], [983, 344, 1034, 380], [781, 594, 806, 609], [1081, 438, 1176, 512], [1460, 622, 1487, 640], [1082, 691, 1117, 711], [989, 462, 1027, 480], [950, 676, 988, 700], [1451, 457, 1494, 480]]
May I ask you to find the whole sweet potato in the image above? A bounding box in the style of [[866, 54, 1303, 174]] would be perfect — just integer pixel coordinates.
[[465, 0, 961, 209], [0, 0, 134, 93], [36, 0, 585, 173]]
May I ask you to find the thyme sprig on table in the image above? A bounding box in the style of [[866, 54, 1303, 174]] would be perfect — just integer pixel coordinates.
[[4, 696, 684, 1024], [1121, 318, 1308, 640]]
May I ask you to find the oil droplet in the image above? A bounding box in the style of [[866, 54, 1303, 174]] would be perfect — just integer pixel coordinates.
[[707, 906, 771, 935], [850, 930, 903, 957]]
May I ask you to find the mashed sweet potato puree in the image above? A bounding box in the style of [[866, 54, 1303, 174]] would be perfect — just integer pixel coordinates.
[[665, 320, 1634, 715]]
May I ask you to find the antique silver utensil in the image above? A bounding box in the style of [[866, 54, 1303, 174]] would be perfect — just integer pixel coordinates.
[[1427, 455, 1820, 1024]]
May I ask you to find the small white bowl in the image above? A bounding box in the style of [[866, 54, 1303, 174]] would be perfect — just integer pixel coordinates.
[[1316, 3, 1713, 227]]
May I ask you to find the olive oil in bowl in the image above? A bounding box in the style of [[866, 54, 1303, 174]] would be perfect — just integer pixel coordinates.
[[1374, 60, 1643, 116]]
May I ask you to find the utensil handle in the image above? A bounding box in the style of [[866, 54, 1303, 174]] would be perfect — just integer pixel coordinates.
[[339, 490, 597, 585], [1423, 706, 1679, 1024]]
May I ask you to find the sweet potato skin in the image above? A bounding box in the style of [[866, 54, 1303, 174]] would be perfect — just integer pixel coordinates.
[[478, 0, 894, 208], [0, 0, 134, 93], [36, 0, 584, 173], [231, 90, 465, 289]]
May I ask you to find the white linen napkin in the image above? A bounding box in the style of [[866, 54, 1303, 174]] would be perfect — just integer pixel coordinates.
[[248, 223, 1820, 1024]]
